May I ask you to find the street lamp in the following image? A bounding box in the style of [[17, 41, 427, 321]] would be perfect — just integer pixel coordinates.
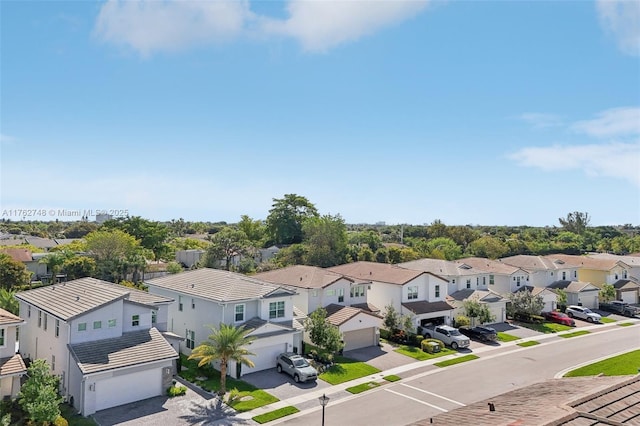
[[318, 393, 330, 426]]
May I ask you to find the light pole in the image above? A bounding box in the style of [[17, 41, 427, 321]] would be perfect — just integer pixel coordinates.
[[318, 393, 330, 426]]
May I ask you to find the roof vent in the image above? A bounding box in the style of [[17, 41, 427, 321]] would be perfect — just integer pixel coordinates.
[[300, 277, 303, 281], [76, 296, 80, 301], [191, 284, 194, 288]]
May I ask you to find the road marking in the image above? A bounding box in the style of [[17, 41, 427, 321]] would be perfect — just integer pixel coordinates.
[[384, 388, 448, 412], [400, 383, 466, 406]]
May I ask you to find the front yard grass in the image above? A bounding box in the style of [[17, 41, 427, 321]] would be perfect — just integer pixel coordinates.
[[497, 332, 520, 342], [252, 406, 300, 424], [319, 356, 381, 385], [179, 354, 279, 412], [394, 345, 454, 361], [559, 330, 590, 338], [434, 354, 479, 367], [60, 404, 98, 426], [599, 317, 616, 323], [517, 341, 539, 347], [618, 322, 634, 327], [518, 322, 573, 333], [564, 350, 640, 377], [346, 381, 381, 394], [383, 375, 401, 382]]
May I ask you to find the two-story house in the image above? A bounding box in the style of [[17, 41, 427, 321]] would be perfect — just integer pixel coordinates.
[[145, 268, 301, 378], [15, 278, 178, 416], [255, 265, 382, 351], [0, 308, 26, 399], [453, 257, 530, 296], [500, 255, 580, 287], [329, 261, 453, 329], [546, 254, 632, 287], [398, 258, 484, 295]]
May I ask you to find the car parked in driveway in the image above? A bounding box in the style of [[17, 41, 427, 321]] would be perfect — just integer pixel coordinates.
[[459, 326, 498, 342], [565, 305, 601, 323], [543, 311, 576, 326], [276, 353, 318, 383]]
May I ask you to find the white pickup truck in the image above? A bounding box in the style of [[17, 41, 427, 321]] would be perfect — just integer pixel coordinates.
[[422, 325, 470, 350]]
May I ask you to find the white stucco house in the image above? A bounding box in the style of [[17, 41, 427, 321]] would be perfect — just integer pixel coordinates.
[[0, 308, 26, 399], [513, 285, 560, 313], [145, 268, 302, 378], [446, 288, 507, 325], [452, 258, 530, 296], [329, 261, 454, 329], [398, 258, 486, 297], [547, 280, 601, 309], [500, 255, 580, 287], [255, 265, 382, 351], [15, 278, 178, 416]]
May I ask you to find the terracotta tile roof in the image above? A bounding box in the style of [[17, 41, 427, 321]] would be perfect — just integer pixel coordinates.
[[146, 268, 295, 302], [589, 253, 640, 266], [350, 302, 381, 313], [402, 300, 454, 315], [322, 304, 381, 326], [455, 257, 524, 275], [412, 376, 639, 426], [68, 327, 177, 375], [0, 248, 32, 262], [546, 254, 630, 270], [515, 285, 557, 297], [328, 261, 424, 285], [0, 354, 27, 377], [399, 258, 478, 277], [0, 308, 24, 326], [255, 265, 351, 289]]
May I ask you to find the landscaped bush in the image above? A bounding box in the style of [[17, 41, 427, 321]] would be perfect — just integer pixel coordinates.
[[167, 384, 187, 397], [454, 315, 470, 328], [380, 328, 391, 340], [421, 338, 444, 353], [414, 335, 424, 347], [53, 415, 69, 426]]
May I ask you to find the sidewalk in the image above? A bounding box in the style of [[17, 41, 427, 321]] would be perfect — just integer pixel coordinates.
[[235, 318, 639, 421]]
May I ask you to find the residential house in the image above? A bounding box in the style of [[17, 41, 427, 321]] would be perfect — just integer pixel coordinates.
[[398, 258, 486, 296], [452, 257, 530, 296], [145, 268, 301, 378], [500, 255, 580, 286], [612, 279, 640, 304], [175, 249, 206, 268], [446, 289, 507, 324], [514, 285, 560, 312], [588, 253, 640, 283], [0, 308, 26, 399], [255, 265, 382, 351], [328, 261, 453, 329], [547, 280, 601, 309], [16, 278, 178, 416], [546, 254, 633, 287]]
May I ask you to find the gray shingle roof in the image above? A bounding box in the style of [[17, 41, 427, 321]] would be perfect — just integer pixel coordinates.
[[68, 327, 177, 375], [145, 268, 296, 302], [402, 300, 454, 314], [16, 278, 171, 321]]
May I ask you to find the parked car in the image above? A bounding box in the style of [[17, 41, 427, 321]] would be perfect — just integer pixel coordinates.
[[543, 311, 576, 326], [599, 301, 640, 317], [422, 324, 470, 350], [276, 353, 318, 383], [565, 305, 601, 323], [459, 326, 498, 342]]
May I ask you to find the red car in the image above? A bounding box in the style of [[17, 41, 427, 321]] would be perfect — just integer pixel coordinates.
[[543, 311, 576, 327]]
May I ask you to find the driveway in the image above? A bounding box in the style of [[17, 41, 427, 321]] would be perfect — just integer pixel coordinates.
[[241, 367, 332, 401], [93, 378, 255, 426], [344, 342, 415, 371], [490, 321, 544, 339]]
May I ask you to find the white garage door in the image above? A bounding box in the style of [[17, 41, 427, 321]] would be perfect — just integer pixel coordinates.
[[621, 291, 638, 304], [578, 293, 599, 309], [343, 328, 375, 352], [248, 343, 287, 372], [95, 368, 162, 412]]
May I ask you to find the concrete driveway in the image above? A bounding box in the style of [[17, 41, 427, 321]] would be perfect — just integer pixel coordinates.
[[241, 367, 332, 401], [343, 342, 415, 370]]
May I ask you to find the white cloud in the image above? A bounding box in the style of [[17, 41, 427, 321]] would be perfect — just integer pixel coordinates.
[[261, 0, 430, 52], [94, 0, 254, 56], [571, 107, 640, 138], [596, 0, 640, 56], [509, 142, 640, 187], [518, 113, 563, 129]]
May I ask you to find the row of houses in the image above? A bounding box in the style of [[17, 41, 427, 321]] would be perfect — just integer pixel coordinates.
[[0, 252, 638, 417]]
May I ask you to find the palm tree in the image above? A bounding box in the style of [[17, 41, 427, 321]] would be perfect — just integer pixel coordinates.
[[39, 252, 66, 284], [0, 288, 19, 315], [188, 323, 257, 395]]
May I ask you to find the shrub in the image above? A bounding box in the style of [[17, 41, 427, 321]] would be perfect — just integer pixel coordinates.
[[380, 328, 391, 340], [421, 338, 444, 353], [530, 315, 545, 324], [53, 415, 69, 426], [167, 385, 187, 397], [454, 315, 470, 328], [226, 388, 241, 404], [414, 335, 424, 347]]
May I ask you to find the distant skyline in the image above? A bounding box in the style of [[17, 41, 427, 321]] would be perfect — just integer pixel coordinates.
[[1, 1, 639, 227]]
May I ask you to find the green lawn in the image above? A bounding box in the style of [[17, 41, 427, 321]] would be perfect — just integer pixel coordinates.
[[252, 406, 300, 424], [618, 322, 634, 327], [60, 404, 98, 426], [599, 317, 616, 323], [518, 322, 573, 333], [497, 332, 520, 342], [319, 356, 381, 385], [517, 341, 540, 347], [394, 345, 454, 361], [564, 350, 640, 377], [384, 375, 401, 382], [434, 355, 479, 367], [179, 354, 279, 412], [559, 330, 591, 338], [346, 381, 381, 394]]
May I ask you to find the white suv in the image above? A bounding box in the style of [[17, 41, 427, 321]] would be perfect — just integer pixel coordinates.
[[276, 353, 318, 383], [565, 305, 601, 323]]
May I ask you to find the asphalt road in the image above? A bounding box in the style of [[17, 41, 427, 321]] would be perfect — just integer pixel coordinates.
[[274, 324, 640, 426]]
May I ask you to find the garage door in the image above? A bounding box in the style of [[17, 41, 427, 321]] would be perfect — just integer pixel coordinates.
[[578, 293, 599, 309], [621, 291, 638, 304], [343, 328, 375, 352], [95, 368, 162, 412], [247, 343, 287, 373]]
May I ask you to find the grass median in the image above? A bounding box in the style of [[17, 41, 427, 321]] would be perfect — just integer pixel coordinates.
[[434, 354, 479, 367], [252, 406, 300, 424], [564, 349, 640, 377]]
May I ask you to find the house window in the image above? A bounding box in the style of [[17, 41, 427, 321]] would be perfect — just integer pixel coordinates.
[[435, 285, 440, 298], [562, 271, 566, 280], [326, 289, 336, 296], [407, 286, 418, 300], [452, 279, 456, 284], [108, 319, 117, 328], [624, 270, 627, 279], [516, 277, 521, 287], [0, 328, 4, 346], [489, 275, 494, 285], [186, 329, 195, 350], [235, 304, 245, 322], [269, 301, 285, 319], [132, 315, 140, 327], [350, 286, 365, 298], [38, 311, 42, 328], [78, 322, 87, 332], [152, 310, 157, 324], [27, 306, 31, 318], [93, 321, 102, 329], [192, 298, 195, 309], [52, 355, 56, 371], [615, 273, 619, 280], [483, 277, 486, 286], [55, 319, 60, 338], [43, 314, 48, 331], [338, 289, 344, 303], [574, 271, 577, 278], [466, 279, 471, 289], [178, 296, 183, 311], [476, 277, 479, 285]]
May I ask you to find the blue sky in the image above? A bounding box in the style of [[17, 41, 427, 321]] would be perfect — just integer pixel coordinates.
[[1, 0, 639, 227]]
